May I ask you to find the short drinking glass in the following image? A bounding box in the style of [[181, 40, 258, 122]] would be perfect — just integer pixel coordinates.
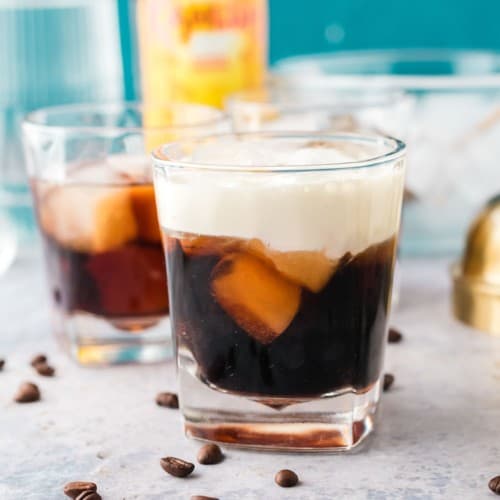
[[23, 103, 226, 365], [153, 132, 406, 450]]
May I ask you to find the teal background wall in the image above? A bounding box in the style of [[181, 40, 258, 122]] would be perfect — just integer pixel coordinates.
[[118, 0, 140, 100], [269, 0, 500, 63], [118, 0, 500, 99]]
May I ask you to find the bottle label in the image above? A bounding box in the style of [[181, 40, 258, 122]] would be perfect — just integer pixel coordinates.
[[138, 0, 267, 108]]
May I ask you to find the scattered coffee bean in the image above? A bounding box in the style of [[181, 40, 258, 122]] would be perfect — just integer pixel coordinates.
[[75, 492, 101, 500], [30, 354, 47, 367], [0, 358, 4, 371], [35, 363, 55, 377], [275, 469, 299, 488], [383, 373, 395, 392], [160, 456, 194, 478], [191, 496, 219, 500], [156, 392, 179, 409], [489, 476, 500, 495], [197, 444, 223, 465], [388, 328, 403, 343], [63, 481, 97, 499], [14, 382, 40, 403]]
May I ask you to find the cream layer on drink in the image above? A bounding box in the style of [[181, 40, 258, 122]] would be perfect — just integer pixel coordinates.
[[155, 138, 404, 260]]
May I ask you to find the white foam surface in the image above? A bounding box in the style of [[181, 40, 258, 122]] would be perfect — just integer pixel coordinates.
[[189, 138, 382, 166], [155, 138, 405, 258]]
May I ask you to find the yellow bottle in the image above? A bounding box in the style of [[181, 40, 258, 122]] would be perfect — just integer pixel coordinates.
[[137, 0, 268, 116]]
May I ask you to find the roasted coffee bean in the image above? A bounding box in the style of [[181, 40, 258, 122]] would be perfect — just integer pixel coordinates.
[[63, 481, 97, 498], [275, 469, 299, 488], [14, 382, 40, 403], [489, 476, 500, 495], [75, 492, 101, 500], [30, 354, 47, 367], [383, 373, 395, 392], [0, 359, 4, 371], [197, 444, 223, 465], [156, 392, 179, 409], [388, 328, 403, 343], [160, 456, 194, 477], [191, 496, 219, 500], [35, 363, 55, 377]]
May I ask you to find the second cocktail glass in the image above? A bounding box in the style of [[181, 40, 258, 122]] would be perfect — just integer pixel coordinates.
[[23, 103, 227, 365], [153, 132, 406, 450]]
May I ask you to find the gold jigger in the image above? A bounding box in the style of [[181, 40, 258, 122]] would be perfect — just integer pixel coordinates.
[[452, 195, 500, 335]]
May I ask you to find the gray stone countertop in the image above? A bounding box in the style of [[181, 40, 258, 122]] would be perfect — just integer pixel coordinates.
[[1, 257, 500, 500]]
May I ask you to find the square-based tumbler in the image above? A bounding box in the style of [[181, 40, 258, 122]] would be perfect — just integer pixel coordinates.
[[23, 103, 227, 365], [153, 132, 406, 450]]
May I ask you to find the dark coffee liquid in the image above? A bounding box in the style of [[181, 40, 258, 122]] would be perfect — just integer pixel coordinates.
[[33, 179, 169, 328], [167, 236, 396, 397], [43, 236, 168, 321]]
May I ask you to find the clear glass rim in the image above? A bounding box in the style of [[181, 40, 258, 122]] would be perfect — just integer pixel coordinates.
[[152, 131, 406, 173], [275, 48, 500, 90], [23, 102, 227, 135]]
